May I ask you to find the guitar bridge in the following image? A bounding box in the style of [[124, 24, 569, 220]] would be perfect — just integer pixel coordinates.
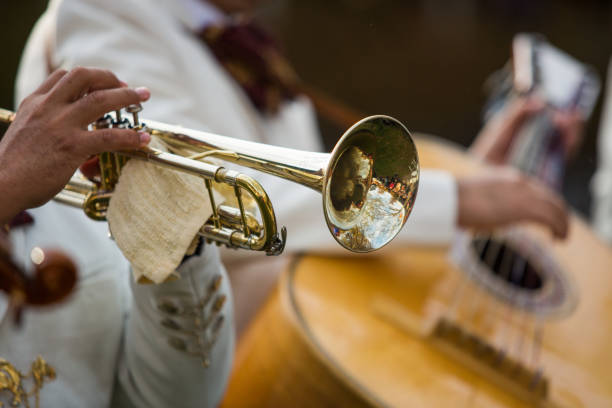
[[430, 318, 549, 403]]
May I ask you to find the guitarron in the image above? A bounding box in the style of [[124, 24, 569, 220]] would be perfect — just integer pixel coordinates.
[[221, 135, 612, 408]]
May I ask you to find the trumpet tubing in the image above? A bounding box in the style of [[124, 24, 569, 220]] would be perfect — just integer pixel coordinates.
[[0, 105, 419, 253]]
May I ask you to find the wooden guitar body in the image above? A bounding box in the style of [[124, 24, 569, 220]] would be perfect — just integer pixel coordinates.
[[222, 137, 612, 408]]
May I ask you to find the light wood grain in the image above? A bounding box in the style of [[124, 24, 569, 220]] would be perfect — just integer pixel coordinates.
[[222, 137, 612, 408]]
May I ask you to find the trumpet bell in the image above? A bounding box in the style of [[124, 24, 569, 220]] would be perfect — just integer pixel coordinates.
[[324, 116, 419, 252]]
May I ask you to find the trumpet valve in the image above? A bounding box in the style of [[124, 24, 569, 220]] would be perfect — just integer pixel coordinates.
[[126, 103, 143, 128], [113, 111, 130, 129], [94, 115, 113, 129]]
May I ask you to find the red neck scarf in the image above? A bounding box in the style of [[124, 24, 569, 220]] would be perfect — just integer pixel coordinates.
[[198, 21, 301, 115]]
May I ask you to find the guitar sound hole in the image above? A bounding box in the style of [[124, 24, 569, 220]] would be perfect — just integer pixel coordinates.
[[471, 238, 543, 291]]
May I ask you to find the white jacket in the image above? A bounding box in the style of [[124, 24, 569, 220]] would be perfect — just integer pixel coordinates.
[[592, 58, 612, 243], [2, 202, 234, 408]]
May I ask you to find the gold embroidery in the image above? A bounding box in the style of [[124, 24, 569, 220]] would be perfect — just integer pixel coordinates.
[[0, 356, 55, 408]]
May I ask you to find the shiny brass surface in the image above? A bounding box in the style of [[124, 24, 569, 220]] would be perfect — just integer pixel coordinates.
[[0, 356, 55, 408], [0, 107, 419, 253], [0, 108, 15, 124], [144, 115, 419, 252]]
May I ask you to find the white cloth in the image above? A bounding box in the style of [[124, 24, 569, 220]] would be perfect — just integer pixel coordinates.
[[592, 57, 612, 244], [106, 154, 220, 284]]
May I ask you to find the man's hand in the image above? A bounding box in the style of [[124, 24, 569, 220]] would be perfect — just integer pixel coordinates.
[[457, 167, 569, 239], [551, 108, 585, 160], [461, 96, 585, 238], [470, 97, 585, 164], [0, 67, 151, 225], [470, 97, 544, 164]]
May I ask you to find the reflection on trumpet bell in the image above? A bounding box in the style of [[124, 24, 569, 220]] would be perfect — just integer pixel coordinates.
[[324, 116, 419, 251], [326, 145, 373, 230], [0, 106, 419, 253]]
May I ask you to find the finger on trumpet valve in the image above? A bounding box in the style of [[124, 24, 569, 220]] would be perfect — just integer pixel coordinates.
[[90, 111, 125, 212], [110, 114, 130, 172]]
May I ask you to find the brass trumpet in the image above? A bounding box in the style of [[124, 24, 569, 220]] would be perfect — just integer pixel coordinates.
[[0, 106, 419, 254]]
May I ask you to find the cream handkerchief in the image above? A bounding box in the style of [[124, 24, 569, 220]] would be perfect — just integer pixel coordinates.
[[107, 150, 222, 284]]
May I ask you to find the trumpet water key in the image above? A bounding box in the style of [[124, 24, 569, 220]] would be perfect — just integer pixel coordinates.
[[0, 105, 419, 254]]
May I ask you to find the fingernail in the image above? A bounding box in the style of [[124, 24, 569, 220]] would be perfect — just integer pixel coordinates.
[[119, 80, 128, 87], [135, 87, 150, 101], [139, 131, 151, 146]]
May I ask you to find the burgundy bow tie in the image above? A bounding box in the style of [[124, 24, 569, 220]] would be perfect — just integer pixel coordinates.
[[198, 21, 301, 115]]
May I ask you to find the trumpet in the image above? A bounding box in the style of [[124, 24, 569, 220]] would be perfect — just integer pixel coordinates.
[[0, 105, 419, 254]]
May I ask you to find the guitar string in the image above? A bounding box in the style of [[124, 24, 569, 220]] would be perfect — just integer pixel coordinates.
[[467, 280, 484, 334], [446, 264, 469, 322], [491, 239, 516, 355], [525, 313, 536, 371], [500, 120, 545, 367], [436, 106, 559, 379], [494, 298, 512, 361], [530, 322, 544, 369], [513, 307, 530, 367], [464, 110, 560, 373]]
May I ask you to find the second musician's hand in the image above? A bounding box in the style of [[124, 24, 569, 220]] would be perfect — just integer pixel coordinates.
[[457, 167, 569, 239]]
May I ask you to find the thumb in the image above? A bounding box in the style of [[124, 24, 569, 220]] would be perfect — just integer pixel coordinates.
[[84, 128, 150, 154]]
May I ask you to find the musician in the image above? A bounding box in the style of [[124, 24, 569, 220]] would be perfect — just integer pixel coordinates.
[[0, 67, 151, 226], [3, 42, 235, 408], [14, 0, 573, 340]]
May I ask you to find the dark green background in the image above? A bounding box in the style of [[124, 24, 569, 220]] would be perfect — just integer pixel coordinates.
[[3, 0, 611, 216]]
